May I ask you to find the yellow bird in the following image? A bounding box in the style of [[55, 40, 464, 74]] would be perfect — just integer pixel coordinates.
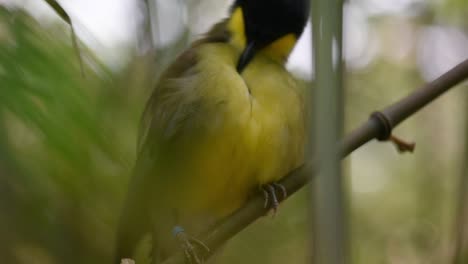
[[116, 0, 310, 262]]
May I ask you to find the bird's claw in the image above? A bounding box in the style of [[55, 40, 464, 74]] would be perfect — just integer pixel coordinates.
[[261, 182, 287, 215], [120, 259, 135, 264], [173, 226, 209, 264]]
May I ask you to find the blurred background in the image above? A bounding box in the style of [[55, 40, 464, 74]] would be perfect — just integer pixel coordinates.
[[0, 0, 468, 263]]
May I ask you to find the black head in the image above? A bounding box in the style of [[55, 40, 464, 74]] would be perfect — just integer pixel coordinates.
[[231, 0, 310, 72]]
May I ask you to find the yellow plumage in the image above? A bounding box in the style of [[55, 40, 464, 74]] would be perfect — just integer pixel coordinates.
[[159, 41, 306, 215], [116, 4, 308, 263]]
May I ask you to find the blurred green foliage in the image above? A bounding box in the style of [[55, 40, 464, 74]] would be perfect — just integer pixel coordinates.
[[0, 1, 467, 264], [0, 6, 146, 264]]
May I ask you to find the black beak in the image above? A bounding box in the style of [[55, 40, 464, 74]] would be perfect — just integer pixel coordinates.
[[236, 41, 257, 73]]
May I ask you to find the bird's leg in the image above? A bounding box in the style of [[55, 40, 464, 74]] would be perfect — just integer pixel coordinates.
[[262, 187, 269, 208], [273, 182, 287, 199], [172, 226, 210, 264], [261, 182, 288, 214]]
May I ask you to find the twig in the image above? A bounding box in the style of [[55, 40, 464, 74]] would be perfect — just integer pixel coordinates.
[[161, 59, 468, 264], [389, 135, 416, 153]]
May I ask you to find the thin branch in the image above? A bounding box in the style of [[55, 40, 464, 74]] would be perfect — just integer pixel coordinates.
[[310, 0, 347, 263], [453, 88, 468, 263], [44, 0, 85, 76], [161, 59, 468, 264]]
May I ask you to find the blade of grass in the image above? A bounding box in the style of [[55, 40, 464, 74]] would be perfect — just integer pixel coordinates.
[[43, 0, 85, 76]]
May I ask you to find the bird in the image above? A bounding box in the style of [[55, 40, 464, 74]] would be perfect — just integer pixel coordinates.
[[115, 0, 310, 263]]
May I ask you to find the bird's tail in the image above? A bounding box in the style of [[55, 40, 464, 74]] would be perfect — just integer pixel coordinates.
[[114, 196, 148, 263], [114, 163, 155, 263]]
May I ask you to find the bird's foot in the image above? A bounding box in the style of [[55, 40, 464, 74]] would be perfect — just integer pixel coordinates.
[[173, 226, 209, 264], [261, 182, 287, 215]]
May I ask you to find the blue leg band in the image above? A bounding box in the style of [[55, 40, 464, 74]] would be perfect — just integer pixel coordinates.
[[172, 226, 185, 237]]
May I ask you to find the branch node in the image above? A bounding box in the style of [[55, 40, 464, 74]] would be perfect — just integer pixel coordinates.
[[369, 112, 415, 153], [370, 111, 393, 140]]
